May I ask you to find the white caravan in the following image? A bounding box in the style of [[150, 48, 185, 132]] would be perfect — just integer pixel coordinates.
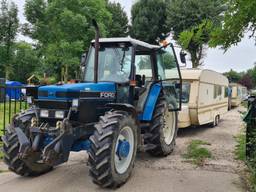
[[178, 69, 229, 128]]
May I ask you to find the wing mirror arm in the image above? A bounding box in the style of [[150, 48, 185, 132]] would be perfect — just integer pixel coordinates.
[[179, 50, 187, 67], [80, 52, 88, 67]]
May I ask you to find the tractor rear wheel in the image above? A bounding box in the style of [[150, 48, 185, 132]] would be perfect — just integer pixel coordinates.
[[146, 97, 178, 156], [88, 110, 137, 188], [2, 129, 52, 176]]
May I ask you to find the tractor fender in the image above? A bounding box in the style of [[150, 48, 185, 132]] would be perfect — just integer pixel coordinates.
[[106, 103, 137, 119], [106, 103, 141, 148], [139, 83, 162, 121], [14, 108, 37, 124]]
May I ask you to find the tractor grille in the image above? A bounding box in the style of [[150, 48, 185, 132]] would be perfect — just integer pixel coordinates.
[[55, 91, 101, 98], [35, 100, 71, 110], [80, 91, 101, 98], [55, 91, 79, 98]]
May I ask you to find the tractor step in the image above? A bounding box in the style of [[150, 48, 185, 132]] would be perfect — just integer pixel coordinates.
[[139, 143, 156, 152]]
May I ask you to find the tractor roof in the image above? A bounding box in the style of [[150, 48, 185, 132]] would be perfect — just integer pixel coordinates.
[[91, 37, 160, 50]]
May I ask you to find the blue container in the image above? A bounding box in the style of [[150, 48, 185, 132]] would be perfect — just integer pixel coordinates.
[[6, 81, 23, 100]]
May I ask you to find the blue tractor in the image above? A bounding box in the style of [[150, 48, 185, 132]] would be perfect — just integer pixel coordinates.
[[2, 21, 184, 188]]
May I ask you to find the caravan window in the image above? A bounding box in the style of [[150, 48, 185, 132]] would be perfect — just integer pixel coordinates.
[[214, 85, 222, 98], [237, 87, 242, 97], [182, 82, 190, 103]]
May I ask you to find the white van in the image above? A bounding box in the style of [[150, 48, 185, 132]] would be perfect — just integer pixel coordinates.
[[178, 69, 229, 128]]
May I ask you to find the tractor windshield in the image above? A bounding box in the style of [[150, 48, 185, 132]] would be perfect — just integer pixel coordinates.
[[84, 45, 132, 83]]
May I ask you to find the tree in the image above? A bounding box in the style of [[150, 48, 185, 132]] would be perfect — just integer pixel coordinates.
[[166, 0, 225, 68], [238, 74, 253, 90], [0, 0, 18, 78], [10, 42, 40, 83], [106, 1, 128, 37], [210, 0, 256, 49], [179, 20, 214, 68], [130, 0, 169, 44], [247, 66, 256, 89], [23, 0, 112, 81], [223, 69, 242, 83]]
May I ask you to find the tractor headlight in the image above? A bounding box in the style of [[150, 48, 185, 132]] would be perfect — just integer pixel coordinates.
[[55, 111, 64, 119], [72, 99, 79, 108], [40, 110, 49, 118], [27, 96, 33, 104]]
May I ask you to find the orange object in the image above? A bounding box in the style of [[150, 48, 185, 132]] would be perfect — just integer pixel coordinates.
[[160, 39, 169, 47], [130, 80, 136, 86]]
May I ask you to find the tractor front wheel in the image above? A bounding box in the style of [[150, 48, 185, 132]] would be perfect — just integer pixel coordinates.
[[2, 129, 52, 176], [146, 97, 178, 156], [88, 110, 137, 188]]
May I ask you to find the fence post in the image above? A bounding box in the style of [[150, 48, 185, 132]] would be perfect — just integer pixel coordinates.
[[0, 78, 5, 102]]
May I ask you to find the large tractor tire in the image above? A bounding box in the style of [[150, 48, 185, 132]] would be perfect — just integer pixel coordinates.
[[88, 110, 137, 188], [2, 112, 52, 176], [146, 96, 178, 156]]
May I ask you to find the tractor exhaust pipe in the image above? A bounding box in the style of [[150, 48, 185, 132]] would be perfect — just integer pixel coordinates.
[[92, 19, 100, 83]]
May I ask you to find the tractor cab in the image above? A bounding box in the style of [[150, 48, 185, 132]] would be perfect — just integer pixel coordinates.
[[83, 37, 182, 116]]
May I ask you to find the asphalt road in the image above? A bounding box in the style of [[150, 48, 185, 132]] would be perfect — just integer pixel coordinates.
[[0, 107, 247, 192]]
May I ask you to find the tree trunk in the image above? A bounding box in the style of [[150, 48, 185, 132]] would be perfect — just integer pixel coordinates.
[[189, 50, 200, 68], [5, 22, 12, 80], [64, 64, 68, 83], [189, 45, 203, 68]]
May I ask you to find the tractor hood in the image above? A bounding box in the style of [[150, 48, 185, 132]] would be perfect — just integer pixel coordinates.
[[38, 82, 116, 100]]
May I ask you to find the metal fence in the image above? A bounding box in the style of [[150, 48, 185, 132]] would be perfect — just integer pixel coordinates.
[[0, 85, 28, 136]]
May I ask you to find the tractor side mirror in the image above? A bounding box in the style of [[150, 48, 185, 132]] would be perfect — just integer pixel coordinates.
[[80, 52, 88, 67], [179, 51, 187, 64]]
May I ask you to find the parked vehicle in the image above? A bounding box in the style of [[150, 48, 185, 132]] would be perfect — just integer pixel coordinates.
[[2, 20, 184, 188], [230, 83, 243, 107], [178, 69, 229, 128], [241, 85, 249, 101]]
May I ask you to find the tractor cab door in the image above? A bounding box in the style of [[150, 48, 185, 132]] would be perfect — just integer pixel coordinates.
[[156, 44, 182, 111], [134, 53, 154, 112]]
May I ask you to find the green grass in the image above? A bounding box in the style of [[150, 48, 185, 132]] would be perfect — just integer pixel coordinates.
[[0, 101, 27, 136], [183, 139, 212, 166], [234, 131, 246, 161], [235, 129, 256, 191], [241, 101, 248, 109]]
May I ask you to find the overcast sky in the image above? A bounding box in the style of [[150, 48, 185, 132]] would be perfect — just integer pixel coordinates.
[[14, 0, 256, 73]]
